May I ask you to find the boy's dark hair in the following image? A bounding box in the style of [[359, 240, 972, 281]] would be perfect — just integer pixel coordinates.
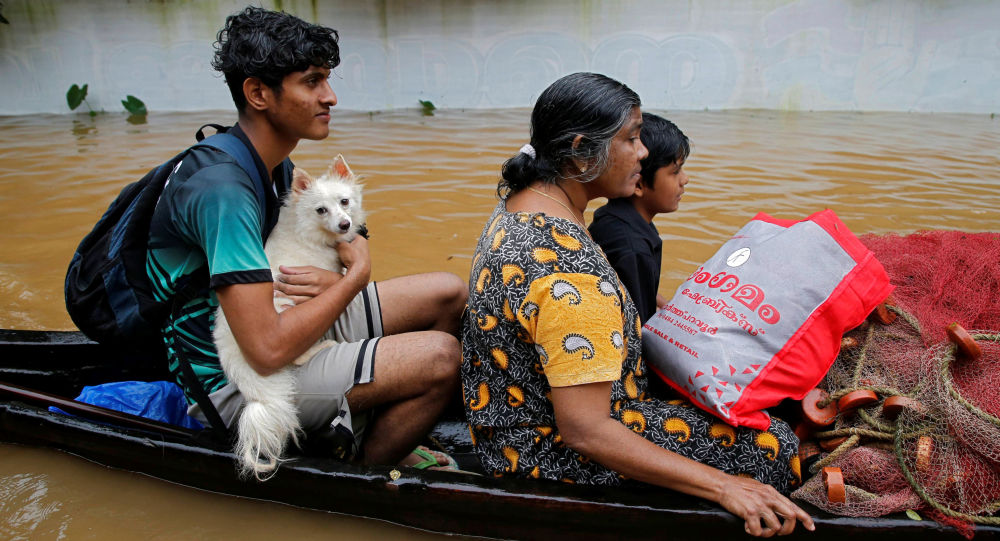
[[639, 112, 690, 188], [212, 6, 340, 112]]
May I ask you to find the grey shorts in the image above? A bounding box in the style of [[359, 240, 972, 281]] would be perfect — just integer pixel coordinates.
[[190, 282, 383, 454]]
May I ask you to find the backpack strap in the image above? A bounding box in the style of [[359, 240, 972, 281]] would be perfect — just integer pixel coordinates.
[[164, 126, 270, 440], [196, 133, 268, 215], [174, 345, 230, 438], [194, 124, 292, 238]]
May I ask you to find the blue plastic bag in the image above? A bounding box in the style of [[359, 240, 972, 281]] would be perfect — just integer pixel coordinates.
[[49, 380, 203, 430]]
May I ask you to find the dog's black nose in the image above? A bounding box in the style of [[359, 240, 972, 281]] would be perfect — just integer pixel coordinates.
[[339, 219, 351, 232]]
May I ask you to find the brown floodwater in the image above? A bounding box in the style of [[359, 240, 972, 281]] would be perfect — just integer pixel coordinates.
[[0, 108, 998, 538]]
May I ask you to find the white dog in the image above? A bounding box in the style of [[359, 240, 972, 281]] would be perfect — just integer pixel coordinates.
[[213, 155, 365, 479]]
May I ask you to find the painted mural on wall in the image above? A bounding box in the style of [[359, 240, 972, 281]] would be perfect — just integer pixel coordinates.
[[1, 0, 997, 114]]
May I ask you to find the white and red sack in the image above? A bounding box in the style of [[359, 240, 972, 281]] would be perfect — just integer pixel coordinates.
[[642, 210, 893, 430]]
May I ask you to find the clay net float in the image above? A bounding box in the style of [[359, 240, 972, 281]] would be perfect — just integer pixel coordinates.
[[790, 231, 1000, 534]]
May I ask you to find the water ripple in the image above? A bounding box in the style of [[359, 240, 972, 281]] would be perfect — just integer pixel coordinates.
[[1, 109, 998, 329]]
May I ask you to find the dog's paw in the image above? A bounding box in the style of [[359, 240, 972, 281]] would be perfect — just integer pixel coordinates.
[[293, 339, 334, 366], [273, 292, 295, 313]]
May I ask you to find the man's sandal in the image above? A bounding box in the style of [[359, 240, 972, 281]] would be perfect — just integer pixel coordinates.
[[406, 445, 482, 476], [408, 445, 460, 470]]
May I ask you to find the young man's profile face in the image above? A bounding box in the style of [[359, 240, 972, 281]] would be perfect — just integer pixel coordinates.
[[269, 65, 338, 141]]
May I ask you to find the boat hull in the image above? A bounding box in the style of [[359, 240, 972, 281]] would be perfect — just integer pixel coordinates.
[[0, 329, 993, 539]]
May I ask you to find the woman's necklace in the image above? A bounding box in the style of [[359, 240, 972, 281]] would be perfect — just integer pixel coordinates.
[[526, 186, 586, 229]]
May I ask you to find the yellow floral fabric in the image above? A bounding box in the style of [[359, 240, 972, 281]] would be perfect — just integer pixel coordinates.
[[518, 273, 625, 387]]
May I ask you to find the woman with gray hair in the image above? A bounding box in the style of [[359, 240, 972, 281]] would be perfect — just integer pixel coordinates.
[[462, 72, 814, 537]]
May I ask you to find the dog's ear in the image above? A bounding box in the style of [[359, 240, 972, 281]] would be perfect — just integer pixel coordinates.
[[327, 155, 354, 180], [292, 168, 314, 194]]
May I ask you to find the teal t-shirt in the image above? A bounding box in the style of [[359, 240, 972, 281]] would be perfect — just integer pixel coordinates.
[[146, 125, 289, 401]]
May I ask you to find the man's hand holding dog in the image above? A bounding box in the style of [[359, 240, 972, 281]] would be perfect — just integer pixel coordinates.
[[275, 235, 371, 304]]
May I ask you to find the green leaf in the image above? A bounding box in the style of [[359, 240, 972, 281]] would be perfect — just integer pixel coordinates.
[[67, 84, 88, 110], [121, 95, 147, 116], [419, 99, 436, 116], [905, 509, 922, 521]]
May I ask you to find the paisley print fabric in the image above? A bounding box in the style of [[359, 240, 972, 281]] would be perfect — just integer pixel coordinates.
[[518, 273, 626, 387], [462, 201, 801, 492]]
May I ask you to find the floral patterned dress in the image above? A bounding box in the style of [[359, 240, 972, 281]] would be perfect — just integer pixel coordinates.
[[461, 200, 801, 492]]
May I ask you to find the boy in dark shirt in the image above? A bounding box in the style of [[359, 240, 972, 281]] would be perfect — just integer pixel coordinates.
[[589, 113, 690, 324]]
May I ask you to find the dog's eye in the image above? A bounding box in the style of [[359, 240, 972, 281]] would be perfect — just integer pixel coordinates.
[[315, 207, 328, 215], [340, 198, 349, 207]]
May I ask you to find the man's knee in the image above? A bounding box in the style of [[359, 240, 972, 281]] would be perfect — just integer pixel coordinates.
[[434, 272, 467, 315], [420, 332, 461, 386], [422, 272, 467, 335]]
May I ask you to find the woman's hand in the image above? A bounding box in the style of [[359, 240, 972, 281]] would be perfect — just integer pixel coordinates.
[[551, 382, 814, 538], [273, 265, 343, 305], [717, 476, 814, 537]]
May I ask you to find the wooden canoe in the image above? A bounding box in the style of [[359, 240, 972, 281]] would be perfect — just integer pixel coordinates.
[[0, 329, 992, 539]]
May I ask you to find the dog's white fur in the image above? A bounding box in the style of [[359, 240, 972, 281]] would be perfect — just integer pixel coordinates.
[[212, 155, 365, 479]]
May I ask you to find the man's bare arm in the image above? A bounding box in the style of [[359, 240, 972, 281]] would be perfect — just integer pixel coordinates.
[[215, 235, 371, 375]]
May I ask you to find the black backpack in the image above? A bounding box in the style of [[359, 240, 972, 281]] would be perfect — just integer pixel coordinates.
[[65, 125, 283, 355], [65, 125, 293, 434]]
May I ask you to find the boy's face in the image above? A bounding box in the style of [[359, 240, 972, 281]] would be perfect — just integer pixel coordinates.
[[268, 65, 338, 141], [641, 159, 689, 214]]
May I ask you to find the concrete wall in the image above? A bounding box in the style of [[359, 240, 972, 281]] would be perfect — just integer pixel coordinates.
[[1, 0, 998, 115]]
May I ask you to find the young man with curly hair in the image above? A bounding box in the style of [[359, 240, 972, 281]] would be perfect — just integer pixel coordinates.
[[147, 6, 465, 470]]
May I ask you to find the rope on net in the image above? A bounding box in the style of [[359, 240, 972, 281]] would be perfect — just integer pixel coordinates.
[[813, 305, 1000, 524], [892, 319, 1000, 524]]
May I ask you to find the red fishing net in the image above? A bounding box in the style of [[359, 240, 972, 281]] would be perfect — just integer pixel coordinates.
[[791, 231, 1000, 536]]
